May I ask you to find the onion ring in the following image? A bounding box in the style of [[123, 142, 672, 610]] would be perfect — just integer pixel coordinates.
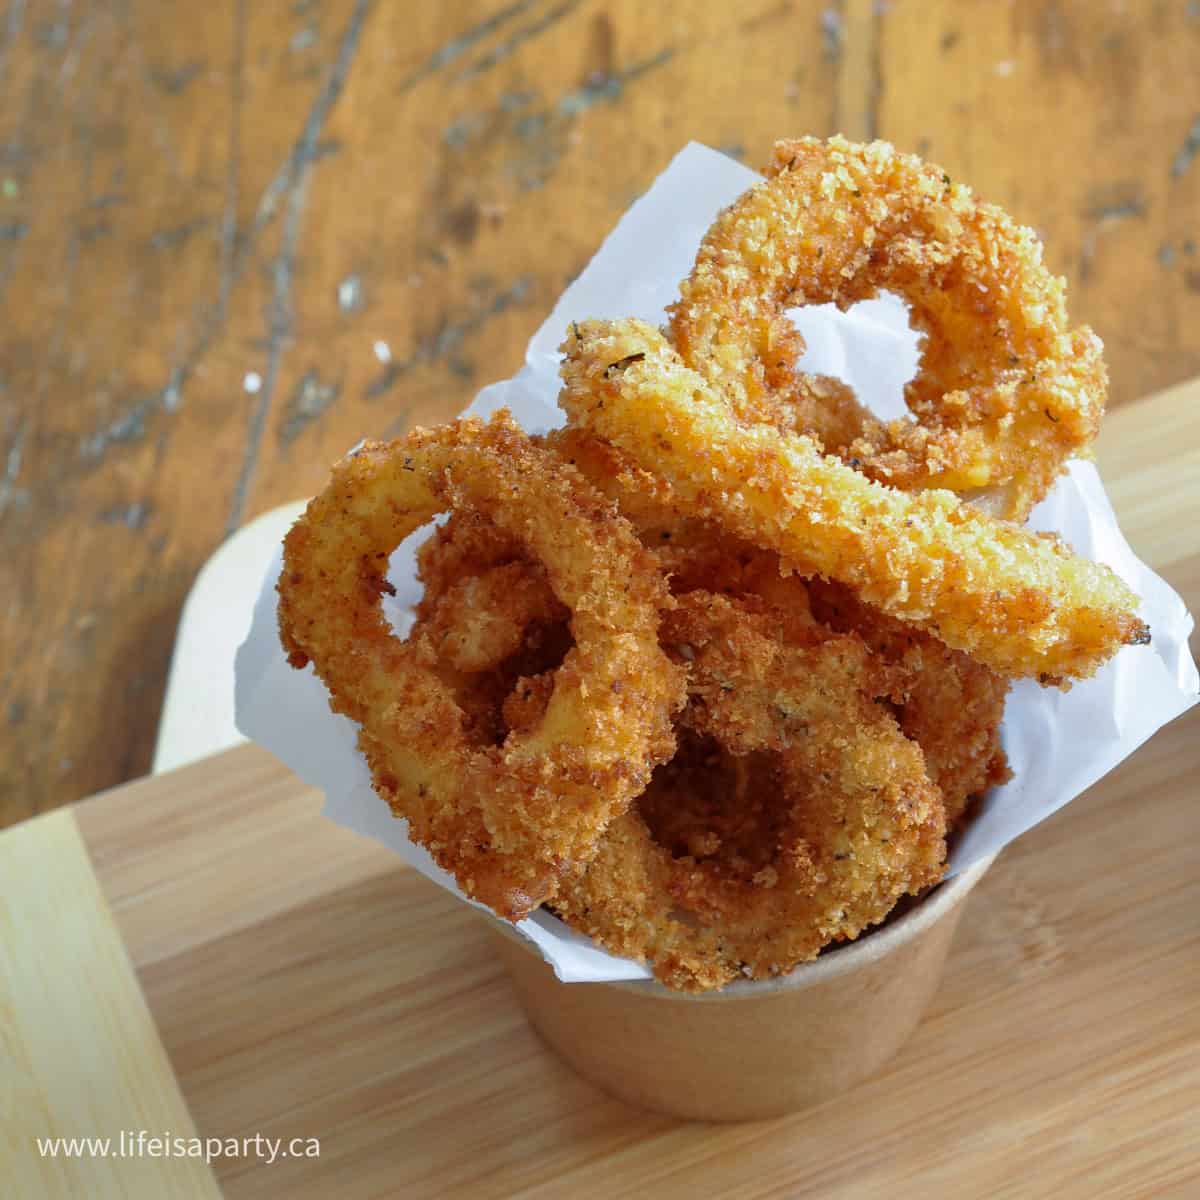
[[412, 518, 1005, 833], [558, 318, 1149, 684], [553, 592, 947, 992], [544, 426, 817, 621], [420, 439, 818, 648], [807, 580, 1010, 829], [277, 410, 685, 920], [669, 135, 1106, 520], [412, 560, 567, 674]]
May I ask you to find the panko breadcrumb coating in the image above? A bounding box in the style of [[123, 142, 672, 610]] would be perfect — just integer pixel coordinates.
[[670, 135, 1106, 521], [278, 411, 684, 921], [558, 318, 1148, 685], [808, 580, 1011, 829], [413, 513, 1009, 838], [553, 592, 947, 992]]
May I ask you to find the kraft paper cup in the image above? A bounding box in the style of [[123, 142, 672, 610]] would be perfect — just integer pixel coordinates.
[[486, 853, 996, 1122]]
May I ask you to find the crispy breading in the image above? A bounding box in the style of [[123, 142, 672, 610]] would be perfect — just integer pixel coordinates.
[[553, 593, 947, 992], [670, 135, 1106, 520], [558, 318, 1148, 685], [278, 411, 684, 921], [808, 580, 1011, 828]]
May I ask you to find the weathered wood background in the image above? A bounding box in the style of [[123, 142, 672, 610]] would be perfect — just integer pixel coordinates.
[[2, 0, 1198, 826]]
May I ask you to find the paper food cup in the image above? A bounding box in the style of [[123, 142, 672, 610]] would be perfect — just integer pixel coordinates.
[[486, 853, 996, 1122]]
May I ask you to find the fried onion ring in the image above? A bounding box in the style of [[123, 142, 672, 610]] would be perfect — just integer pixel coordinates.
[[807, 580, 1011, 829], [669, 135, 1106, 520], [412, 560, 567, 674], [558, 318, 1149, 684], [278, 411, 685, 920], [552, 592, 946, 992], [412, 518, 1006, 833], [544, 426, 817, 621]]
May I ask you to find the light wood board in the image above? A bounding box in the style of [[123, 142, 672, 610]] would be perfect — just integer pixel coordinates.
[[1, 810, 220, 1199], [6, 378, 1200, 1198]]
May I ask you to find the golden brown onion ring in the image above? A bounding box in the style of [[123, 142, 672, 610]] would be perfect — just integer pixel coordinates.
[[543, 426, 817, 623], [412, 560, 567, 674], [277, 411, 684, 921], [558, 318, 1149, 685], [553, 592, 947, 992], [412, 515, 1006, 834], [670, 135, 1106, 520], [807, 580, 1011, 830]]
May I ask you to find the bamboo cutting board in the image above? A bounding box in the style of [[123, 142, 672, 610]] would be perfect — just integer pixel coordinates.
[[7, 381, 1200, 1199]]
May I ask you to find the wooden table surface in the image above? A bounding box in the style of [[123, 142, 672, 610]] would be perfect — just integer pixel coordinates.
[[6, 379, 1198, 1199], [2, 0, 1199, 826]]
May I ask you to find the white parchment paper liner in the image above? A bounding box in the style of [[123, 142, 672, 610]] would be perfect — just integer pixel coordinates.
[[236, 144, 1198, 984]]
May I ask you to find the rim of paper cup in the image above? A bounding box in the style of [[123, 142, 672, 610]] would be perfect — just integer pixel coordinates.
[[496, 851, 998, 1002]]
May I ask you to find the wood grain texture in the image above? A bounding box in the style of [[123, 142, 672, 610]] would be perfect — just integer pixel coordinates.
[[66, 708, 1198, 1200], [1, 809, 220, 1198], [50, 376, 1195, 1198], [2, 0, 1198, 829]]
